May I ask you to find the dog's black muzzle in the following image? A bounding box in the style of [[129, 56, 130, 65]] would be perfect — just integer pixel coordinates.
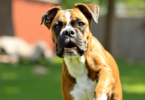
[[56, 28, 87, 58]]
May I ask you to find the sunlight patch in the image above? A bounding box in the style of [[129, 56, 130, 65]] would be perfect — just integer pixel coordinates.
[[1, 72, 18, 80], [4, 86, 20, 94], [122, 83, 145, 93]]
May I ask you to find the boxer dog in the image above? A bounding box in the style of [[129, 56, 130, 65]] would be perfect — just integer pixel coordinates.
[[41, 3, 122, 100]]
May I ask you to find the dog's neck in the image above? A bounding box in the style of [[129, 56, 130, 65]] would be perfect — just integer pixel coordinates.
[[64, 56, 97, 100], [64, 56, 87, 79]]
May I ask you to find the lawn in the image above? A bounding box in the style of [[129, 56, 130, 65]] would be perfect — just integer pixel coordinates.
[[0, 57, 145, 100]]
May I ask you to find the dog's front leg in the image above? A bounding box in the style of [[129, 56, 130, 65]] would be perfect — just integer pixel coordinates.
[[94, 66, 114, 100]]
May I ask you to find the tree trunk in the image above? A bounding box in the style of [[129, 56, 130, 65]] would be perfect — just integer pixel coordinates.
[[0, 0, 14, 36], [104, 0, 115, 54]]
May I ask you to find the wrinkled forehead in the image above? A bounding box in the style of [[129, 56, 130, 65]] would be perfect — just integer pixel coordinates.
[[52, 8, 88, 24]]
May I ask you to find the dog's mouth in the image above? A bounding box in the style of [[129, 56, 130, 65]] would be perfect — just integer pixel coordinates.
[[56, 34, 87, 58], [63, 42, 79, 56]]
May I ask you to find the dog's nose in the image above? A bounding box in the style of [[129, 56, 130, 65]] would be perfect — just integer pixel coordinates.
[[62, 29, 76, 37]]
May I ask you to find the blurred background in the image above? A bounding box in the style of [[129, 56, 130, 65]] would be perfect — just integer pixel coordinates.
[[0, 0, 145, 100]]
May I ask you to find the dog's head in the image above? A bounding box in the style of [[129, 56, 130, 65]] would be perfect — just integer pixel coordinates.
[[41, 3, 99, 58]]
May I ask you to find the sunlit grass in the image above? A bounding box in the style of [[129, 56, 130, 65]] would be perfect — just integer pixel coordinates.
[[122, 83, 145, 93], [4, 86, 20, 94], [117, 59, 145, 99], [0, 57, 145, 100], [1, 72, 18, 80]]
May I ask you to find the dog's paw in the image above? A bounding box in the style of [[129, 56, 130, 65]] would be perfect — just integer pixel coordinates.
[[94, 94, 107, 100], [98, 94, 107, 100]]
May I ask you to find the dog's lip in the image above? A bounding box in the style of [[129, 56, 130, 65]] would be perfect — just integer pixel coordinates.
[[63, 47, 79, 54], [64, 47, 77, 50]]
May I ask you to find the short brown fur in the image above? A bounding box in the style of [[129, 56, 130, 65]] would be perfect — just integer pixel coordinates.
[[41, 3, 122, 100]]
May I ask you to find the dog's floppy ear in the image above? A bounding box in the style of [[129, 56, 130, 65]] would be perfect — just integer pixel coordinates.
[[41, 6, 61, 29], [75, 3, 99, 23]]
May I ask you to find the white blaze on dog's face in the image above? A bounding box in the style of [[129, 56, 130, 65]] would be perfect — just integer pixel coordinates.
[[41, 4, 99, 58], [63, 11, 72, 31]]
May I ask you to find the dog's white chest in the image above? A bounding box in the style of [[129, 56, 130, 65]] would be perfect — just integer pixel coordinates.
[[64, 56, 97, 100], [71, 76, 97, 100]]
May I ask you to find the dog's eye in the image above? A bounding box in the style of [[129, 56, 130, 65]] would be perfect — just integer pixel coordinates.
[[78, 21, 85, 27], [55, 25, 61, 29]]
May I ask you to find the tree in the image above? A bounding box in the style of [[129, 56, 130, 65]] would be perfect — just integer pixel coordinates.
[[103, 0, 115, 54], [0, 0, 14, 36]]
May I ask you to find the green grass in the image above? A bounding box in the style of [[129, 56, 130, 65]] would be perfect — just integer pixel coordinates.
[[0, 57, 145, 100], [0, 57, 63, 100], [117, 59, 145, 100]]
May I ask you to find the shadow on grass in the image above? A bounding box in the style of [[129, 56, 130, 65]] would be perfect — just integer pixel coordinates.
[[123, 92, 145, 100]]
